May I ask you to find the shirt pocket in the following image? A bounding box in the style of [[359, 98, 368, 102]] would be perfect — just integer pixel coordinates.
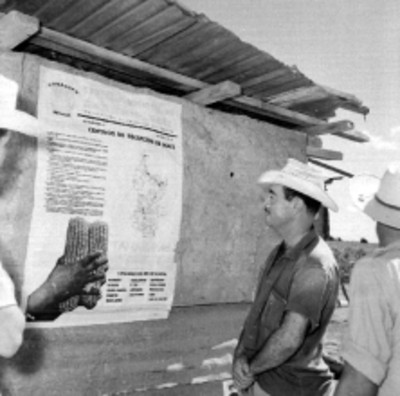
[[260, 289, 287, 335]]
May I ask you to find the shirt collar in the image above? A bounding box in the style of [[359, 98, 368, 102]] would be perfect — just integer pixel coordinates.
[[374, 239, 400, 255], [281, 227, 319, 261]]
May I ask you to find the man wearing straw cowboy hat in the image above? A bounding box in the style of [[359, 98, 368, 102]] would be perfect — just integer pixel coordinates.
[[232, 158, 340, 396], [334, 163, 400, 396]]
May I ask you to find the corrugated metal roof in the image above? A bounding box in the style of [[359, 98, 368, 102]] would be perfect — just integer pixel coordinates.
[[0, 0, 368, 126]]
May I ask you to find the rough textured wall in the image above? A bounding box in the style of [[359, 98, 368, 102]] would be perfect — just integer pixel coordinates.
[[0, 52, 306, 306], [0, 52, 306, 395], [176, 104, 305, 304]]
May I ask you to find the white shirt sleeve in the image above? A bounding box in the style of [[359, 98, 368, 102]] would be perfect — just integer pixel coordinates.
[[342, 258, 392, 386], [0, 261, 17, 308]]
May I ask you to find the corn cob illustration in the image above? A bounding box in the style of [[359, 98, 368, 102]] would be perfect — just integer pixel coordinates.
[[79, 221, 109, 309], [59, 217, 89, 313]]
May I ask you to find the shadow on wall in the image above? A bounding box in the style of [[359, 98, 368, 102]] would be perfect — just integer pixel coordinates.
[[0, 329, 46, 395]]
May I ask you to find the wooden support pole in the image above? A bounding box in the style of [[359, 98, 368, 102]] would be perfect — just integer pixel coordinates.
[[185, 81, 241, 105], [306, 147, 343, 161], [0, 11, 40, 50], [309, 158, 354, 178]]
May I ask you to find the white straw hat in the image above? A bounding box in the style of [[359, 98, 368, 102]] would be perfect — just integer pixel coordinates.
[[0, 74, 41, 137], [258, 158, 338, 212], [0, 110, 41, 137], [349, 174, 380, 211], [364, 163, 400, 228]]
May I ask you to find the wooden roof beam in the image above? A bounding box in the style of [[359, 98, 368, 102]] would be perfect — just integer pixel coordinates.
[[333, 129, 369, 143], [267, 86, 329, 106], [0, 10, 40, 50], [338, 101, 370, 116], [228, 95, 326, 127], [270, 85, 369, 116], [18, 21, 333, 128], [303, 120, 354, 136], [303, 120, 369, 143], [240, 67, 290, 89], [321, 85, 369, 116], [309, 158, 354, 178], [2, 12, 367, 137], [185, 81, 241, 105], [306, 147, 343, 161]]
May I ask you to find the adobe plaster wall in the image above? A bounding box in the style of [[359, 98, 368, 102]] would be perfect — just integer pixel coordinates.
[[0, 51, 306, 395]]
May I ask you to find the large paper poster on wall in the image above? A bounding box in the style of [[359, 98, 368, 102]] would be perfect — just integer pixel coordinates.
[[22, 67, 182, 327]]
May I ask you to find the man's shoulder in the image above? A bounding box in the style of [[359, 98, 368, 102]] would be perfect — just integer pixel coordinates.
[[353, 247, 400, 279], [305, 237, 337, 269], [292, 238, 338, 286]]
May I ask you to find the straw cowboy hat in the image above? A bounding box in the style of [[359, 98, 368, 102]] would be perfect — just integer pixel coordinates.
[[0, 110, 41, 137], [364, 163, 400, 229], [257, 158, 338, 212], [0, 74, 41, 137]]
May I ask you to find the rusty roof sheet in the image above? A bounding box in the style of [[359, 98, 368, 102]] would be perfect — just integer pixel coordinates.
[[0, 0, 368, 124]]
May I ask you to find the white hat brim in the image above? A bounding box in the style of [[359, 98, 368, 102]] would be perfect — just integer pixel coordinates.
[[364, 197, 400, 229], [258, 170, 338, 212], [0, 110, 41, 137]]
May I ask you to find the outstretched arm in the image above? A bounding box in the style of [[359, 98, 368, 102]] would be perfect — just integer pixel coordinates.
[[27, 251, 108, 321]]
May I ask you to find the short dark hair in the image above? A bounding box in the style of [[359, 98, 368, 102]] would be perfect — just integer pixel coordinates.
[[283, 186, 321, 215]]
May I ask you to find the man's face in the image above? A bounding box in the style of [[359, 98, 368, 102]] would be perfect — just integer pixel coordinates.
[[260, 183, 295, 230]]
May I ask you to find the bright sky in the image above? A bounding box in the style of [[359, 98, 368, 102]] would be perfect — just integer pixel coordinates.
[[179, 0, 400, 242]]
